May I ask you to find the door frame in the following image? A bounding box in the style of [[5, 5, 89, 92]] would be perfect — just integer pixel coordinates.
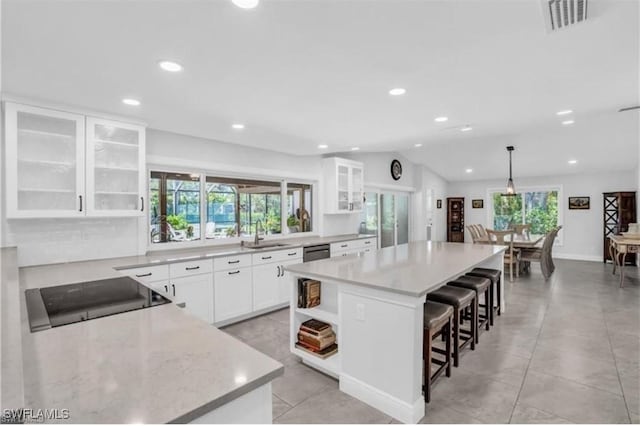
[[372, 189, 412, 248]]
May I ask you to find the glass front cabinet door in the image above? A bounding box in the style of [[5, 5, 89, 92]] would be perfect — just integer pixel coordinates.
[[86, 118, 146, 216], [4, 102, 146, 218], [5, 103, 86, 218]]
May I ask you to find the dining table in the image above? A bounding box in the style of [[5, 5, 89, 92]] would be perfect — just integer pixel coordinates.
[[477, 232, 547, 277], [609, 235, 640, 287]]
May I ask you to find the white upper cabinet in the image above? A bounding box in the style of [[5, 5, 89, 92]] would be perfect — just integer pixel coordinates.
[[86, 118, 145, 216], [5, 103, 86, 218], [323, 157, 364, 214], [4, 102, 146, 218]]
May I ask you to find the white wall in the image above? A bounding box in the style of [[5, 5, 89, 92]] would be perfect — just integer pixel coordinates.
[[447, 170, 637, 261], [320, 152, 449, 241]]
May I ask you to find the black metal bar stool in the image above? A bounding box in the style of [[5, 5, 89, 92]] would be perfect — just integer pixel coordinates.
[[448, 275, 492, 343], [427, 286, 476, 367], [467, 267, 502, 322], [423, 301, 453, 403]]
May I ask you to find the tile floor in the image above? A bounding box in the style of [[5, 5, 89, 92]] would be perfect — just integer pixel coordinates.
[[221, 259, 640, 424]]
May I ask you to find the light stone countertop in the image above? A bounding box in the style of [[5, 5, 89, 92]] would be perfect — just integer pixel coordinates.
[[14, 254, 289, 423], [285, 241, 506, 297]]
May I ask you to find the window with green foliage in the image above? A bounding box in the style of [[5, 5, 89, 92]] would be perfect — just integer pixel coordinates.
[[287, 183, 313, 233], [205, 177, 282, 238], [490, 188, 560, 236], [150, 171, 313, 244], [150, 172, 201, 243]]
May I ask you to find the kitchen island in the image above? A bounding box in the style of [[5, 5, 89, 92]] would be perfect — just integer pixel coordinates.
[[285, 241, 505, 424]]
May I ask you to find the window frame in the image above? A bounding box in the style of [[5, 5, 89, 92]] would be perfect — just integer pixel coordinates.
[[146, 167, 318, 250], [486, 184, 563, 246]]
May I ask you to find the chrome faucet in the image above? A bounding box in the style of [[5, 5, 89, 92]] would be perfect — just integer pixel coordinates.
[[254, 220, 264, 245]]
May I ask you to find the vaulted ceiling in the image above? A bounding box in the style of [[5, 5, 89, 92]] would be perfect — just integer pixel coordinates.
[[3, 0, 638, 181]]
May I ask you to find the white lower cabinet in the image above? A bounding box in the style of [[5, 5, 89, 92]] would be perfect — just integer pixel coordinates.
[[172, 274, 214, 324], [279, 259, 301, 304], [252, 263, 281, 311], [214, 268, 253, 323]]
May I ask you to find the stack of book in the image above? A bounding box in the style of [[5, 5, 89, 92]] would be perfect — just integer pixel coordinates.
[[295, 318, 338, 359], [297, 278, 321, 309]]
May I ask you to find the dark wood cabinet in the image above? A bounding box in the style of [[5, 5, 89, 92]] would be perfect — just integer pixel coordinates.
[[447, 197, 465, 243], [603, 191, 637, 264]]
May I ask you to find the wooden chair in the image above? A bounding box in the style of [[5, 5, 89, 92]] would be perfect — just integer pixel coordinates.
[[520, 226, 561, 280], [467, 224, 489, 243], [514, 224, 531, 241], [486, 229, 520, 282]]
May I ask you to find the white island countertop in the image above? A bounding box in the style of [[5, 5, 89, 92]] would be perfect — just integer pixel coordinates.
[[286, 241, 505, 297]]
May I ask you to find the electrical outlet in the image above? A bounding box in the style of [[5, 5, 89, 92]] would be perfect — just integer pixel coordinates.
[[355, 303, 365, 321]]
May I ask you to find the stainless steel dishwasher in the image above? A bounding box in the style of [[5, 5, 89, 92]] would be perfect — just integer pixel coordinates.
[[303, 244, 331, 262]]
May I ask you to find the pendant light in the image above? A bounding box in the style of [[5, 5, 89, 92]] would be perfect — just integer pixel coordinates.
[[504, 146, 516, 196]]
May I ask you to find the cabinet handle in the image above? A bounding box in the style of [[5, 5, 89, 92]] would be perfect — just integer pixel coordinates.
[[228, 260, 240, 264], [79, 195, 83, 212], [135, 272, 152, 277], [164, 285, 168, 293], [140, 197, 144, 212], [185, 266, 200, 271], [277, 265, 281, 277], [228, 270, 241, 275], [287, 252, 297, 256], [280, 265, 285, 277], [261, 256, 272, 260], [364, 241, 371, 245], [172, 284, 175, 296], [340, 244, 348, 248]]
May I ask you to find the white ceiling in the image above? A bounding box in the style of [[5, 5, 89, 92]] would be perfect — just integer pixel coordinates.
[[2, 0, 639, 181]]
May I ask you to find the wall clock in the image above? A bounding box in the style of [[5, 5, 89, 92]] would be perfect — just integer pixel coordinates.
[[390, 159, 402, 181]]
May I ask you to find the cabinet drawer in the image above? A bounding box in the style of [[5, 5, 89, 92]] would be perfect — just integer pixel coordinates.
[[213, 254, 252, 271], [330, 241, 353, 252], [252, 248, 302, 265], [169, 259, 213, 278], [124, 265, 169, 285], [352, 237, 377, 249]]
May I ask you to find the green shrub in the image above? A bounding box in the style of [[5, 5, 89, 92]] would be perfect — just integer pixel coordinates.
[[166, 214, 188, 230]]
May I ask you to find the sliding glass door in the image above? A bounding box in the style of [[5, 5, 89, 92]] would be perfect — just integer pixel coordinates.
[[379, 192, 410, 248]]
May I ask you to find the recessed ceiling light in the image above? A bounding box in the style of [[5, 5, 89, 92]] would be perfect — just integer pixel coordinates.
[[562, 120, 575, 125], [232, 0, 259, 9], [434, 116, 448, 122], [232, 123, 245, 130], [556, 109, 573, 116], [568, 159, 578, 165], [351, 147, 360, 151], [414, 143, 423, 147], [122, 98, 140, 106], [158, 60, 183, 72], [465, 168, 473, 173], [461, 125, 473, 132], [389, 88, 406, 96], [318, 144, 328, 149]]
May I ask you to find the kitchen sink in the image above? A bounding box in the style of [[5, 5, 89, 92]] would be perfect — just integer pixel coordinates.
[[242, 242, 292, 249]]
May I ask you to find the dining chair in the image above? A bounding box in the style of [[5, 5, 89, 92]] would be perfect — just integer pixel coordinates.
[[486, 229, 520, 282], [467, 225, 482, 243], [474, 225, 490, 243], [520, 226, 562, 280], [514, 224, 531, 241]]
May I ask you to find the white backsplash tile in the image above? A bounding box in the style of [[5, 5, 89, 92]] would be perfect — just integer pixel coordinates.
[[5, 218, 140, 266]]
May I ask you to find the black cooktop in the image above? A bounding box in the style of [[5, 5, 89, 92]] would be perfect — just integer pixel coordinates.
[[25, 276, 170, 332]]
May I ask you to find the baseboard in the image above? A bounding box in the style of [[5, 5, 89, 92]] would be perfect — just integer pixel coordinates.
[[339, 373, 424, 424], [553, 253, 601, 262]]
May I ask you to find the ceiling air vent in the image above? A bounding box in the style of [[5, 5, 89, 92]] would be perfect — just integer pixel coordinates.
[[543, 0, 588, 32]]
